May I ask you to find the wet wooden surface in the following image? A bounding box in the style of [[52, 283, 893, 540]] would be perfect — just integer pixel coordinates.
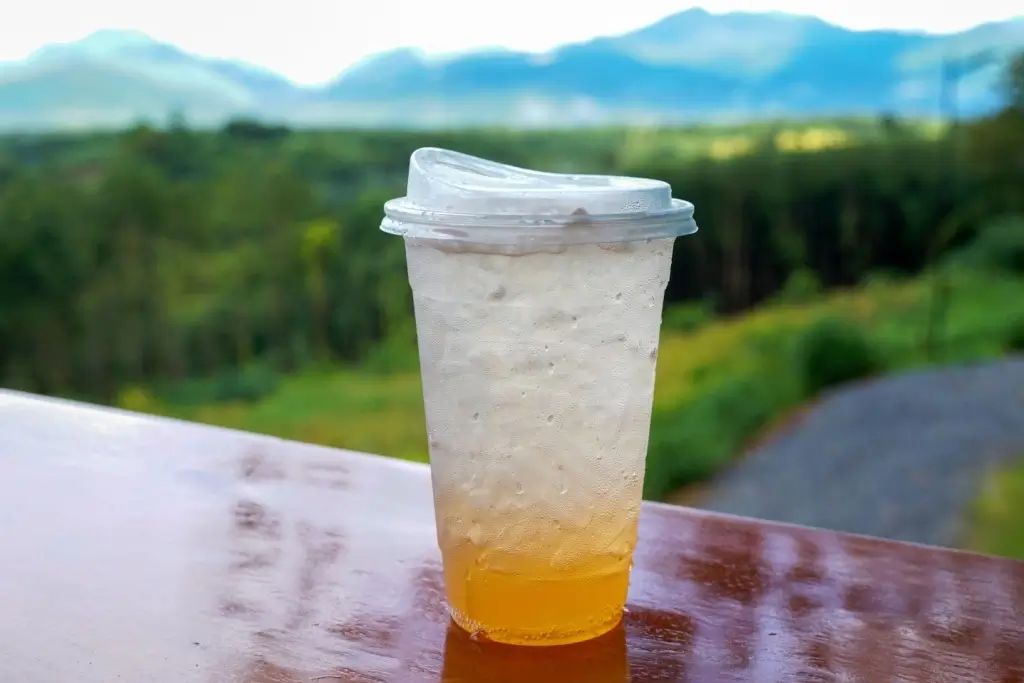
[[2, 390, 1023, 683]]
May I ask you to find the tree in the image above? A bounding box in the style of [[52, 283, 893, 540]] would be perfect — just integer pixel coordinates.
[[0, 172, 93, 393], [1004, 52, 1024, 112]]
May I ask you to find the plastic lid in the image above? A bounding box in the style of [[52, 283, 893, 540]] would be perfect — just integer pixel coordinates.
[[381, 148, 697, 246]]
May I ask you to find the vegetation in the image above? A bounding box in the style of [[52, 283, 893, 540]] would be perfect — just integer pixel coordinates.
[[117, 265, 1024, 499], [0, 113, 1019, 402], [1005, 319, 1024, 353], [1, 54, 1022, 510], [969, 460, 1024, 560], [796, 318, 884, 395]]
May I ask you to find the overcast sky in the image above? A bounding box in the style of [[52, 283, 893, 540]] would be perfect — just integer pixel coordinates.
[[0, 0, 1020, 84]]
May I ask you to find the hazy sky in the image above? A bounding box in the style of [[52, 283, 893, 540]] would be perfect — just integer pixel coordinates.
[[1, 0, 1021, 84]]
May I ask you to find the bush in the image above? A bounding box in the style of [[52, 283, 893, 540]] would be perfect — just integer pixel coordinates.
[[157, 361, 280, 406], [644, 371, 799, 499], [796, 317, 884, 395], [362, 327, 420, 375], [947, 214, 1024, 275], [662, 300, 715, 333], [1006, 319, 1024, 353], [861, 269, 903, 290], [776, 268, 823, 303]]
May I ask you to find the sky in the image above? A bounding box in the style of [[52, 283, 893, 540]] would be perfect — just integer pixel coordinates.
[[0, 0, 1021, 85]]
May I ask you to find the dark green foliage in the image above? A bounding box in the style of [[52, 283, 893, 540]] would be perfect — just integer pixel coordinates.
[[645, 370, 799, 499], [0, 77, 1019, 403], [1006, 319, 1024, 353], [157, 362, 280, 406], [947, 214, 1024, 275], [662, 300, 715, 332], [797, 318, 885, 395], [222, 118, 291, 143], [776, 268, 823, 303]]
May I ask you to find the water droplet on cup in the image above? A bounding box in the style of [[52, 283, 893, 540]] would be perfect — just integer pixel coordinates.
[[515, 482, 524, 495]]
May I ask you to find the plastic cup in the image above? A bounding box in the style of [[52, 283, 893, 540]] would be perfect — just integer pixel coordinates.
[[381, 148, 697, 646]]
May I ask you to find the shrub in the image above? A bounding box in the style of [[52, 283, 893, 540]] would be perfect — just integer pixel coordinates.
[[947, 214, 1024, 275], [115, 386, 159, 413], [157, 361, 280, 406], [861, 270, 902, 290], [362, 327, 420, 375], [662, 300, 715, 333], [644, 371, 799, 499], [968, 460, 1024, 560], [776, 268, 823, 303], [796, 317, 884, 395], [1006, 318, 1024, 353]]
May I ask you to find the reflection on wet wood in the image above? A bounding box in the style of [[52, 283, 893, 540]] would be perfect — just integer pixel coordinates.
[[1, 390, 1022, 682]]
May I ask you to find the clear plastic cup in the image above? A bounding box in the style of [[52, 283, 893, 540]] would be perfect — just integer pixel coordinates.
[[381, 148, 697, 646]]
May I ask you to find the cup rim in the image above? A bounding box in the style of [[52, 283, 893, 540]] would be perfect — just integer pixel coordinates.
[[381, 197, 698, 246]]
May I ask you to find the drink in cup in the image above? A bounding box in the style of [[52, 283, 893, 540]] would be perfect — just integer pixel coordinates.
[[381, 148, 697, 646]]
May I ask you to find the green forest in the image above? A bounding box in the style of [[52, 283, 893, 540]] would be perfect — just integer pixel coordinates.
[[0, 109, 1018, 399], [1, 57, 1022, 538]]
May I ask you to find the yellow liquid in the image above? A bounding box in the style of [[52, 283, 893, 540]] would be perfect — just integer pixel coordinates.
[[441, 540, 634, 646]]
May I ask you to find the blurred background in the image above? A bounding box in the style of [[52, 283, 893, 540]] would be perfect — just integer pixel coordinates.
[[0, 2, 1022, 557]]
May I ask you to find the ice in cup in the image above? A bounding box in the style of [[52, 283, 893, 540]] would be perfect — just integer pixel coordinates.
[[381, 148, 697, 646]]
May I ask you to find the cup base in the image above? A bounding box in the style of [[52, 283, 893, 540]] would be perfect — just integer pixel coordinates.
[[442, 559, 631, 646], [449, 605, 624, 646]]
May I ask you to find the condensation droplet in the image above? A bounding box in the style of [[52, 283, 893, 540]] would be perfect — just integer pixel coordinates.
[[547, 414, 554, 424], [559, 482, 568, 495], [515, 482, 524, 495], [472, 412, 480, 421], [615, 292, 622, 301]]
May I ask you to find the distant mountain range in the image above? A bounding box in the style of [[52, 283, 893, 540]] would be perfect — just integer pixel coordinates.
[[1, 9, 1022, 131]]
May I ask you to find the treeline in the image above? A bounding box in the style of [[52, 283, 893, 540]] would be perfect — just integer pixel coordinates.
[[0, 62, 1021, 403]]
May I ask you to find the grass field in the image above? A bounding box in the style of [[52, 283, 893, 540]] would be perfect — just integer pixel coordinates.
[[119, 268, 1024, 501]]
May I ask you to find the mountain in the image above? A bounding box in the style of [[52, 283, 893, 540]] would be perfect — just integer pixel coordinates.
[[322, 10, 1024, 126], [0, 29, 306, 130], [0, 13, 1022, 131]]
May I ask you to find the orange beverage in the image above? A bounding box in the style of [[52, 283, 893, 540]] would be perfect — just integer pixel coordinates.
[[438, 501, 639, 645], [381, 148, 697, 645]]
